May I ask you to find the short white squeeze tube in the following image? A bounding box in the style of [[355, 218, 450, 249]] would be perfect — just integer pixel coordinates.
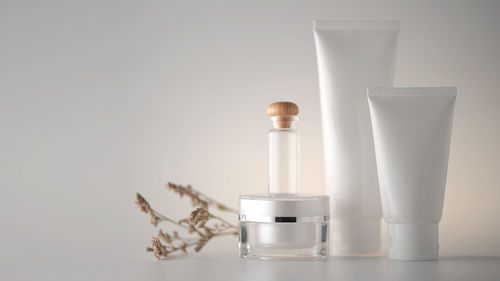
[[313, 20, 399, 255], [368, 87, 457, 260]]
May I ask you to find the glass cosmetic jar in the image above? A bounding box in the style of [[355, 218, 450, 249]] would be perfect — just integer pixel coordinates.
[[239, 194, 329, 260]]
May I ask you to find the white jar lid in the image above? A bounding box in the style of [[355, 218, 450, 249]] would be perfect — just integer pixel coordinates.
[[239, 194, 330, 223]]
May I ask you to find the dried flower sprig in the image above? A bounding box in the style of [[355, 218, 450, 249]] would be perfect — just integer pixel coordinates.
[[167, 182, 238, 214], [136, 183, 238, 260]]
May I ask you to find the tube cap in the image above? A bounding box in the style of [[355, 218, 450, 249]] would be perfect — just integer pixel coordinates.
[[388, 223, 439, 261], [331, 219, 381, 255]]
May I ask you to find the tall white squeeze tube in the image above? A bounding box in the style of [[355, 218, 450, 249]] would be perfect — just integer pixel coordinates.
[[313, 20, 399, 255], [368, 87, 457, 260]]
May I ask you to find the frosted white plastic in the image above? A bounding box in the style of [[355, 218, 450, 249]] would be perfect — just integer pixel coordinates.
[[388, 223, 439, 260], [331, 219, 381, 255], [368, 87, 457, 261], [313, 20, 399, 255]]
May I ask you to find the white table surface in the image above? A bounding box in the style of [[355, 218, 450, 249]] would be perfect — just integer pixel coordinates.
[[4, 255, 499, 281]]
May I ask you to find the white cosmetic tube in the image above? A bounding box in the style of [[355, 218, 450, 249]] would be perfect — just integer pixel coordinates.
[[313, 20, 399, 255], [367, 87, 457, 260]]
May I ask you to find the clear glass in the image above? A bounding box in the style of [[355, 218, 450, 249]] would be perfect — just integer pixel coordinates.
[[239, 221, 328, 260], [268, 117, 299, 194]]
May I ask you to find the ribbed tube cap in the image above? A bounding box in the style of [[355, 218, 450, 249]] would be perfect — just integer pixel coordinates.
[[388, 223, 439, 261]]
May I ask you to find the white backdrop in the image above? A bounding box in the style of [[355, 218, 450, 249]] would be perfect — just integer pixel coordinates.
[[1, 0, 499, 265]]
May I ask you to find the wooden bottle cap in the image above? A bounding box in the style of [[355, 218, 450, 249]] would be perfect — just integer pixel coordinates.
[[267, 101, 299, 117]]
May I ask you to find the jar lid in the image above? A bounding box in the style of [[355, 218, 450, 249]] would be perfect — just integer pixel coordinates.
[[239, 194, 330, 223]]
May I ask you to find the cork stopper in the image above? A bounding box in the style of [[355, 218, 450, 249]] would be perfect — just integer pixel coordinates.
[[267, 102, 299, 129], [267, 102, 299, 117]]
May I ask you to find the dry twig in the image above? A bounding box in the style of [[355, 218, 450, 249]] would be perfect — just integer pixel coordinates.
[[167, 182, 238, 214], [135, 183, 238, 260]]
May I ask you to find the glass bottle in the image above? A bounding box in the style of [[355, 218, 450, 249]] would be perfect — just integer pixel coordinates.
[[267, 102, 299, 194]]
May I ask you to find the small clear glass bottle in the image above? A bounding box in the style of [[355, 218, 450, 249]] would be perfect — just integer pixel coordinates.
[[268, 114, 299, 194], [239, 102, 329, 260]]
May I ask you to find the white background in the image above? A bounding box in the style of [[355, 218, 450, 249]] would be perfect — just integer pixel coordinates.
[[1, 0, 499, 271]]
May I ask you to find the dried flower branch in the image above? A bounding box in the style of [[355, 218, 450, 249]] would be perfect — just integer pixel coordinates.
[[135, 193, 189, 229], [167, 182, 238, 214], [136, 183, 238, 260]]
